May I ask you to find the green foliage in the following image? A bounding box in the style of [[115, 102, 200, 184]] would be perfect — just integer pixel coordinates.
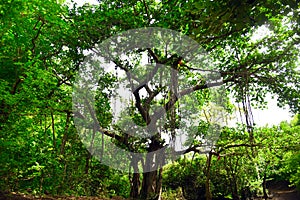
[[291, 114, 300, 127], [161, 187, 185, 200], [163, 121, 300, 199], [285, 152, 300, 189], [280, 122, 300, 189], [163, 156, 207, 200], [0, 0, 299, 199], [0, 0, 119, 196]]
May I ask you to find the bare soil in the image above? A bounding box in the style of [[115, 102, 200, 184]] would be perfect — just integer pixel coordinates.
[[0, 192, 126, 200], [267, 180, 300, 200]]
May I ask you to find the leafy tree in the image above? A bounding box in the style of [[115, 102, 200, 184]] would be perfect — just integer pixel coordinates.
[[77, 1, 300, 199], [162, 121, 300, 200], [1, 0, 299, 199]]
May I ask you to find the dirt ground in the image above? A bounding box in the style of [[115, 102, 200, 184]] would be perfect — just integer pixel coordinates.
[[0, 192, 125, 200], [267, 180, 300, 200]]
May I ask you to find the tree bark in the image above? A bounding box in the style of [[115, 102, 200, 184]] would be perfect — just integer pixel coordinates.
[[262, 173, 268, 200], [133, 138, 164, 200], [140, 170, 158, 199], [205, 152, 213, 200], [130, 157, 140, 199], [139, 169, 163, 200], [130, 172, 140, 199], [60, 112, 70, 155], [232, 176, 240, 200], [51, 111, 56, 151]]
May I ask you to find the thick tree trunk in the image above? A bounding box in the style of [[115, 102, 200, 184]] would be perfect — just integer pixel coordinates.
[[130, 156, 140, 199], [130, 173, 140, 198], [140, 169, 162, 200], [130, 138, 163, 200], [140, 171, 157, 199], [156, 168, 163, 198]]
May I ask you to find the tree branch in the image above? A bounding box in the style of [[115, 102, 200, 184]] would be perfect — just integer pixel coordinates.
[[31, 16, 45, 54]]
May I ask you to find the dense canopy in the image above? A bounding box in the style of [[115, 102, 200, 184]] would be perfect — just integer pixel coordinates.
[[0, 0, 299, 200]]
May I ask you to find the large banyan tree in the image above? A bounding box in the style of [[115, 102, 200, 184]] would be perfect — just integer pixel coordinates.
[[0, 0, 299, 199]]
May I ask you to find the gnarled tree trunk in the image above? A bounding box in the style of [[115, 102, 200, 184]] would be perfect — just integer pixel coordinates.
[[140, 170, 162, 200], [130, 138, 164, 200]]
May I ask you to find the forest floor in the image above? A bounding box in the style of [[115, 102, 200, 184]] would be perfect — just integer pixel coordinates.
[[266, 180, 300, 200], [0, 192, 125, 200], [1, 181, 299, 200]]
